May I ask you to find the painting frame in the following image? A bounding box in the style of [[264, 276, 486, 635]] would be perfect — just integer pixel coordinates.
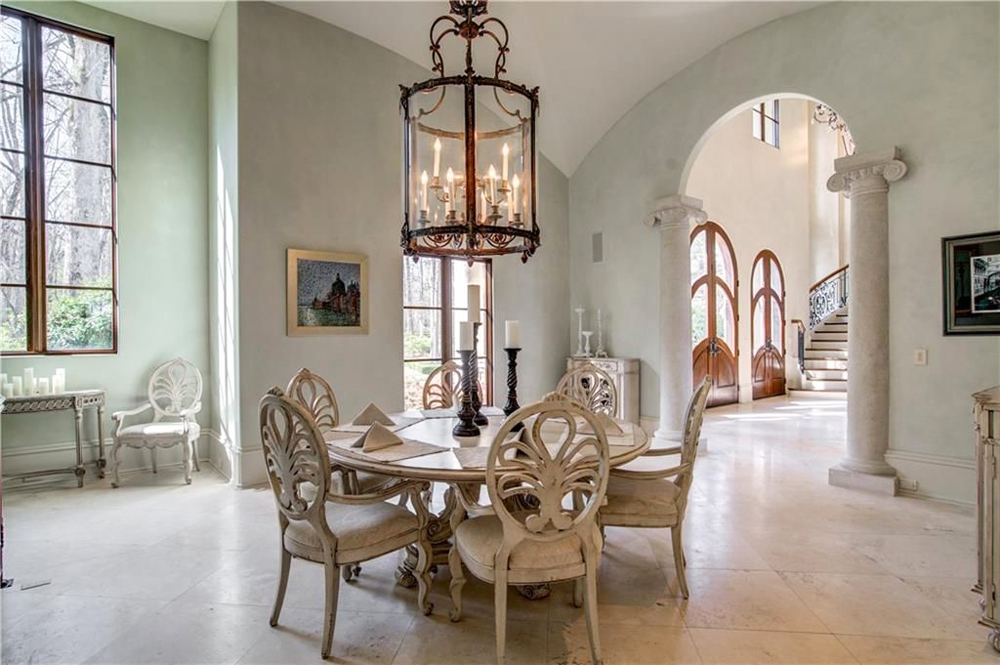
[[287, 248, 369, 336], [942, 231, 1000, 335]]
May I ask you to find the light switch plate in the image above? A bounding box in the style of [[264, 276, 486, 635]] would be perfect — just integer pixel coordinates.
[[913, 349, 927, 366]]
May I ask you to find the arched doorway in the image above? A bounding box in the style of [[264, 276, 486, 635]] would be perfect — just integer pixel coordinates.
[[691, 221, 738, 407], [751, 249, 786, 399]]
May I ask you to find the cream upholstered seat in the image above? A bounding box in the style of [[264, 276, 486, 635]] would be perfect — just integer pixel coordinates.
[[600, 376, 712, 598], [259, 388, 433, 660], [110, 358, 203, 487], [448, 400, 610, 665], [555, 362, 618, 416]]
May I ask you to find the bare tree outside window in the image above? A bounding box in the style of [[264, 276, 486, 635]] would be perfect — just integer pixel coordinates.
[[1, 8, 117, 354]]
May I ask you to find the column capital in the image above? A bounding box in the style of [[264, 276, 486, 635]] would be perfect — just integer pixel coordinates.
[[827, 147, 907, 197], [643, 194, 707, 230]]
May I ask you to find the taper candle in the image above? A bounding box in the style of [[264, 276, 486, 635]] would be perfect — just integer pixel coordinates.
[[420, 170, 428, 211], [433, 137, 441, 177], [511, 174, 520, 215], [502, 143, 509, 181]]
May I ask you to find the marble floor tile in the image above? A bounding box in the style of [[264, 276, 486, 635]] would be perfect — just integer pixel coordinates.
[[850, 534, 976, 578], [689, 628, 859, 664], [548, 621, 701, 665], [394, 613, 548, 665], [548, 559, 684, 626], [838, 635, 1000, 664], [741, 531, 889, 575]]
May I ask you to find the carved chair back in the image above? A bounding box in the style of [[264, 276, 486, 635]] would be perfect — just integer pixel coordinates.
[[259, 388, 334, 544], [286, 368, 340, 436], [422, 360, 485, 409], [555, 362, 618, 417], [674, 376, 713, 517], [148, 358, 202, 422], [487, 401, 610, 557]]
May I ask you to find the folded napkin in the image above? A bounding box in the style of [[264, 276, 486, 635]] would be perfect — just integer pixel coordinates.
[[579, 412, 625, 436], [352, 402, 394, 426], [353, 422, 404, 452]]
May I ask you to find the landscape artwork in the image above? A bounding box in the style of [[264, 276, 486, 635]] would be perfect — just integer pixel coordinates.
[[287, 249, 368, 335]]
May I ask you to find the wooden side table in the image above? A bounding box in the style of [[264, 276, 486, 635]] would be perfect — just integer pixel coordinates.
[[0, 390, 107, 487]]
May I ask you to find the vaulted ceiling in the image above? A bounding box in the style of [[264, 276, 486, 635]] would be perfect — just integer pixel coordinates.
[[84, 1, 818, 175]]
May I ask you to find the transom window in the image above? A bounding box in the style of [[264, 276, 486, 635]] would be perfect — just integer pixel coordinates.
[[1, 8, 117, 355], [751, 99, 780, 148], [403, 257, 493, 409]]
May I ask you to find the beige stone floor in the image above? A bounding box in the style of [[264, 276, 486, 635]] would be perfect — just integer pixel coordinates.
[[1, 395, 993, 664]]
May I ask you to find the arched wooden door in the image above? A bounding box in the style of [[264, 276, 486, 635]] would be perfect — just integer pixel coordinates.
[[691, 222, 739, 407], [751, 250, 786, 399]]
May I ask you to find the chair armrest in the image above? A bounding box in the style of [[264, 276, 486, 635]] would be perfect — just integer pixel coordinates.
[[643, 444, 682, 457], [112, 402, 152, 421], [326, 479, 428, 506], [179, 401, 203, 418], [610, 462, 690, 481]]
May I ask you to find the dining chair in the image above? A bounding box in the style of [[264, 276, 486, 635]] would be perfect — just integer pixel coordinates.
[[599, 376, 712, 598], [259, 387, 434, 659], [109, 357, 202, 487], [448, 400, 610, 665], [422, 360, 484, 409], [555, 362, 618, 417], [286, 367, 403, 581]]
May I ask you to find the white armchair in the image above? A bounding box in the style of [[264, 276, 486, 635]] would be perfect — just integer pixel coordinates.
[[110, 358, 203, 487]]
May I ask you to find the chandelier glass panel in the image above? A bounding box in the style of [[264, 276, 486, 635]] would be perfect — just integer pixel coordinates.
[[400, 0, 540, 262]]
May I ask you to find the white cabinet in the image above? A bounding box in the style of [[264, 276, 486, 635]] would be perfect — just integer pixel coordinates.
[[566, 357, 639, 424]]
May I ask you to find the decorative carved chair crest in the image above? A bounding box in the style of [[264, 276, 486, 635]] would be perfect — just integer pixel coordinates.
[[148, 358, 202, 420], [487, 400, 609, 542], [423, 360, 484, 409], [555, 362, 618, 416], [286, 368, 340, 435]]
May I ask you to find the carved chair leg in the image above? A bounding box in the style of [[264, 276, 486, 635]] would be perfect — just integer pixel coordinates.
[[582, 551, 603, 665], [151, 446, 157, 474], [573, 578, 584, 608], [671, 525, 689, 600], [494, 567, 509, 665], [448, 544, 466, 622], [191, 437, 201, 472], [270, 547, 291, 627], [321, 558, 341, 660], [109, 440, 123, 488], [183, 440, 194, 485]]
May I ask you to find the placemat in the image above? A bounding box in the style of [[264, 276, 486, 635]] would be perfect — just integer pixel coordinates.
[[331, 416, 423, 434], [419, 408, 457, 418], [452, 443, 637, 469], [329, 435, 448, 463]]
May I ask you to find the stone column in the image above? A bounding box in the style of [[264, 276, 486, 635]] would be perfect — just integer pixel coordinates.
[[826, 147, 907, 495], [645, 195, 707, 445]]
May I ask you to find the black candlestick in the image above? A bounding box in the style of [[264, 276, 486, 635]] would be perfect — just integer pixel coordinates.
[[470, 322, 488, 426], [453, 349, 481, 437], [503, 347, 523, 431]]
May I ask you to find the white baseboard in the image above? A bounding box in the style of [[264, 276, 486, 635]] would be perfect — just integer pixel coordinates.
[[206, 432, 265, 488], [885, 449, 975, 506]]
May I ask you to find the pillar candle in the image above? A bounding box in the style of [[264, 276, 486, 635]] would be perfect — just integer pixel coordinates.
[[457, 321, 474, 351], [467, 285, 481, 323], [12, 376, 22, 396], [23, 368, 35, 395], [37, 378, 49, 395], [2, 383, 12, 399], [0, 373, 7, 386], [505, 320, 520, 349]]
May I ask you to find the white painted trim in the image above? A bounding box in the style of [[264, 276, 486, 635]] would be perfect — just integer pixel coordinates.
[[885, 449, 975, 506]]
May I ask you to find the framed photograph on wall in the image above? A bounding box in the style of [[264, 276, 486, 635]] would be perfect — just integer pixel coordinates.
[[943, 231, 1000, 335], [287, 249, 369, 335]]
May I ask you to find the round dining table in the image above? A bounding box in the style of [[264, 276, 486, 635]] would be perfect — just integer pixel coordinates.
[[326, 410, 650, 598]]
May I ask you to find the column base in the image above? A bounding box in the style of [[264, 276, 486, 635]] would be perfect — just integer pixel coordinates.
[[652, 429, 708, 454], [828, 464, 899, 496]]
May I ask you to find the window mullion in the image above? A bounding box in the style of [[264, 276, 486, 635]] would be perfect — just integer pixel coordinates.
[[24, 15, 46, 353], [441, 258, 452, 360]]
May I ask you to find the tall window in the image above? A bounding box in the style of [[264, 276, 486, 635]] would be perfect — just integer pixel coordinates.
[[403, 258, 492, 409], [751, 99, 780, 148], [1, 9, 117, 355]]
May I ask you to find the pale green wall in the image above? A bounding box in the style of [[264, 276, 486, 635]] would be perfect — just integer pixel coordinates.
[[1, 2, 210, 472]]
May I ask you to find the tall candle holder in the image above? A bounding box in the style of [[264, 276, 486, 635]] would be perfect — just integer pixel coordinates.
[[469, 322, 488, 426], [453, 349, 480, 437], [503, 347, 523, 431]]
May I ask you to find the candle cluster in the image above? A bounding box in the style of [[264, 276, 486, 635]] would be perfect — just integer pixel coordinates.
[[417, 139, 526, 229], [2, 368, 66, 398]]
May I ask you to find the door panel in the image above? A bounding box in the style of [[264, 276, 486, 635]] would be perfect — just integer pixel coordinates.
[[751, 250, 786, 400], [691, 222, 739, 408]]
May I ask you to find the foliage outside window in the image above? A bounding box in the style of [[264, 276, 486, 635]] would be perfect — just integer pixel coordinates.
[[403, 257, 492, 409], [1, 8, 117, 354], [751, 99, 780, 148]]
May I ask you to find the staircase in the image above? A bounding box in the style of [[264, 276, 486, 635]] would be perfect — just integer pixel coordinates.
[[798, 307, 848, 393], [791, 265, 849, 397]]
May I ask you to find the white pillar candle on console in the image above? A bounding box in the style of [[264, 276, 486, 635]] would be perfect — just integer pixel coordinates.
[[505, 320, 520, 348], [2, 383, 12, 399], [23, 368, 35, 395], [37, 378, 49, 395], [458, 321, 474, 351], [467, 284, 481, 323], [12, 376, 22, 396]]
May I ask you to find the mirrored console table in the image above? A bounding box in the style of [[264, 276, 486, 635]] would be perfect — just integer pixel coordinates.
[[0, 390, 107, 487]]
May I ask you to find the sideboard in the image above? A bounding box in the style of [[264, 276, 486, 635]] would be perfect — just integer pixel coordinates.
[[975, 385, 1000, 652]]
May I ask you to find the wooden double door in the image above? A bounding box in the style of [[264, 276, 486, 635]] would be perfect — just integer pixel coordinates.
[[751, 250, 786, 399], [691, 222, 739, 407]]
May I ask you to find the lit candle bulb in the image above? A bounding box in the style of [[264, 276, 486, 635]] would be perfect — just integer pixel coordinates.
[[511, 173, 520, 215], [433, 138, 441, 178], [420, 170, 428, 212], [480, 189, 487, 222], [487, 164, 497, 204], [502, 143, 509, 182], [446, 168, 454, 213]]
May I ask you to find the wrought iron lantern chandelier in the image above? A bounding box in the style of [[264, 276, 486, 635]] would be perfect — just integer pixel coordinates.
[[400, 0, 540, 262]]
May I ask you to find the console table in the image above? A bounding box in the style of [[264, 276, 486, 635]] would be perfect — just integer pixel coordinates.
[[975, 385, 1000, 651], [0, 390, 107, 487]]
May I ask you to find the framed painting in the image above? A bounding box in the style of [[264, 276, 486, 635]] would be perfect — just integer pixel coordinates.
[[287, 249, 369, 335], [943, 231, 1000, 335]]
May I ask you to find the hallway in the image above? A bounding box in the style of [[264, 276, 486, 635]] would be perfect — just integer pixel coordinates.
[[1, 395, 986, 664]]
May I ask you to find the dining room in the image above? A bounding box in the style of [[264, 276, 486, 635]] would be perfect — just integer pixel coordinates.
[[1, 1, 996, 664]]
